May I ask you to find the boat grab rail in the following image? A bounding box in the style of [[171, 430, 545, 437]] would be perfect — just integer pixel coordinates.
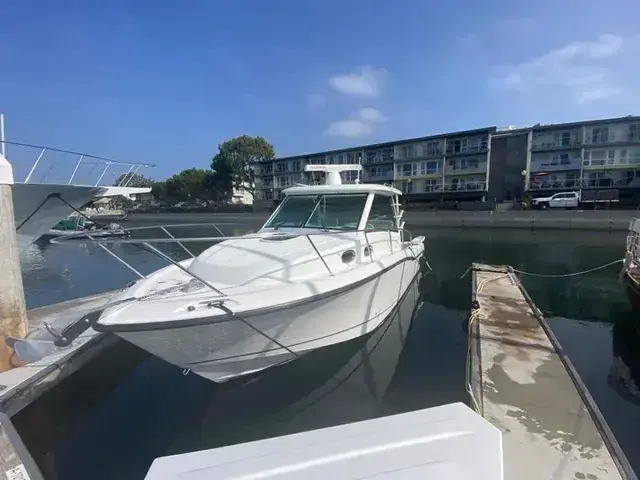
[[45, 223, 416, 362], [50, 223, 414, 286], [1, 139, 155, 185]]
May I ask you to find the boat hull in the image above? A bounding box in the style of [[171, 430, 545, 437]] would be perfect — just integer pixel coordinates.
[[114, 253, 424, 383], [12, 183, 104, 251], [623, 274, 640, 311]]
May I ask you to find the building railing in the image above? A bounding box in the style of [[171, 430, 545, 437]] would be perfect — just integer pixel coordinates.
[[583, 157, 640, 167], [443, 164, 488, 175], [445, 145, 488, 156], [529, 160, 582, 172], [443, 181, 486, 191], [528, 178, 640, 190], [1, 140, 155, 186], [531, 140, 582, 151]]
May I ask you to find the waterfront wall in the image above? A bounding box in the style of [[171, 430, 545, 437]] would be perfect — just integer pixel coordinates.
[[404, 210, 638, 231], [125, 210, 639, 232]]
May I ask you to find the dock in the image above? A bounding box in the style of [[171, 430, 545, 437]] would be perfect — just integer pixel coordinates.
[[469, 264, 637, 480], [0, 291, 117, 417]]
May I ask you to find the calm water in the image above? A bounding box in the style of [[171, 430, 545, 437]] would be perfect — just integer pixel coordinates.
[[17, 221, 640, 478]]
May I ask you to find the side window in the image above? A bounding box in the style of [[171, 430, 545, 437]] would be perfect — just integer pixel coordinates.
[[367, 195, 397, 230]]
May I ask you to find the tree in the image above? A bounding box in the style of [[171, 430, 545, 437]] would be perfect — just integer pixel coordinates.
[[210, 135, 275, 199], [164, 168, 210, 203], [209, 154, 236, 202], [150, 181, 168, 200], [114, 172, 153, 187]]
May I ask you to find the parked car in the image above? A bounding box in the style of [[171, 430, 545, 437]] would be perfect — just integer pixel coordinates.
[[531, 192, 579, 209], [531, 190, 620, 209]]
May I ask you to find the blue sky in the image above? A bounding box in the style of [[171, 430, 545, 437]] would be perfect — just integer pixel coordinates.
[[1, 0, 639, 180]]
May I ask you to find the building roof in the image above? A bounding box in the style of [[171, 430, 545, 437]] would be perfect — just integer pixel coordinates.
[[283, 183, 402, 197], [266, 126, 497, 163], [530, 115, 640, 133]]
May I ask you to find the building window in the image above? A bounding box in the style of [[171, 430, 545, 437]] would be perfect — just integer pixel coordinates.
[[419, 161, 440, 175], [424, 179, 440, 192], [397, 163, 417, 177], [292, 160, 301, 172], [401, 180, 413, 194], [424, 141, 441, 156], [630, 124, 640, 141], [590, 127, 610, 144]]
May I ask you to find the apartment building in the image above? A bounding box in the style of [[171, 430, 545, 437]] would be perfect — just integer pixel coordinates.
[[528, 116, 640, 203], [254, 127, 495, 203], [252, 115, 640, 206]]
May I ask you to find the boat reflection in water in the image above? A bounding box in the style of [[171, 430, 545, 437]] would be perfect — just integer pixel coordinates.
[[166, 274, 423, 454], [609, 312, 640, 404], [45, 275, 423, 480]]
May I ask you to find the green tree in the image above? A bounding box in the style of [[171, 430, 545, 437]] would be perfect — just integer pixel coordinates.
[[114, 172, 153, 187], [164, 168, 210, 203], [150, 181, 168, 200], [211, 135, 275, 199]]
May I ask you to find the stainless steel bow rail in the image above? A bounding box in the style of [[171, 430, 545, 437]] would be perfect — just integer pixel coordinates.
[[47, 223, 420, 351], [1, 140, 155, 185]]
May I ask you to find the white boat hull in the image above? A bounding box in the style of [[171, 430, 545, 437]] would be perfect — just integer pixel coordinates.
[[12, 183, 104, 251], [11, 183, 149, 251], [114, 253, 424, 383]]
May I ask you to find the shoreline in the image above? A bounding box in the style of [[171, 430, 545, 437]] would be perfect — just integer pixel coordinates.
[[124, 210, 638, 231]]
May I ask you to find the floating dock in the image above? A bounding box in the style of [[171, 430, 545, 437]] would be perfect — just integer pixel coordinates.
[[0, 291, 117, 417], [469, 264, 637, 480]]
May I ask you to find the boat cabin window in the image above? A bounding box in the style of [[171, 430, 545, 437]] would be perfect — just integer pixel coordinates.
[[265, 194, 368, 230], [265, 195, 318, 228], [366, 195, 397, 230]]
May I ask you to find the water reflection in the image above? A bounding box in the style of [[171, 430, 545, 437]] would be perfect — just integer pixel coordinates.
[[610, 313, 640, 404], [51, 277, 422, 479], [22, 224, 256, 309]]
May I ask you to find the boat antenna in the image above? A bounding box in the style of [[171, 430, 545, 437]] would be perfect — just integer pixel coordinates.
[[304, 164, 363, 186]]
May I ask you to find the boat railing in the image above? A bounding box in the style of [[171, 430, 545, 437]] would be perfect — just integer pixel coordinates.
[[1, 140, 155, 186], [50, 223, 417, 300], [625, 224, 640, 266]]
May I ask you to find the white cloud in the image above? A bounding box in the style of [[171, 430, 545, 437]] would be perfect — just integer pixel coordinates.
[[490, 34, 625, 103], [328, 66, 387, 97], [576, 87, 621, 103], [306, 93, 326, 111], [325, 107, 387, 138]]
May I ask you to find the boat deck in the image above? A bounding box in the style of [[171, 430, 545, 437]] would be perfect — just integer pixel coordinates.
[[469, 264, 636, 480]]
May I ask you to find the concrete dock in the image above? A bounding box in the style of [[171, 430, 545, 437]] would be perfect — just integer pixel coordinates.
[[0, 291, 118, 417], [470, 264, 637, 480]]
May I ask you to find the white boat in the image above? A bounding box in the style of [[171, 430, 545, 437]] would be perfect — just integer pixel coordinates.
[[145, 402, 503, 479], [92, 164, 427, 383], [1, 140, 153, 251]]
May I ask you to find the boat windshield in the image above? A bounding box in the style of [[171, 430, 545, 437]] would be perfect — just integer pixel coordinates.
[[265, 194, 369, 230]]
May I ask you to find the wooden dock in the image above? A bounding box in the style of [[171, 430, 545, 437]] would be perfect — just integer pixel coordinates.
[[469, 264, 637, 480]]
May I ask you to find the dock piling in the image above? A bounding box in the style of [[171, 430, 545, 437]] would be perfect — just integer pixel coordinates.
[[0, 151, 29, 373]]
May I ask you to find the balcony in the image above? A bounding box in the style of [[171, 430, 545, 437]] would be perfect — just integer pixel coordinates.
[[528, 178, 640, 190], [528, 179, 580, 191], [529, 159, 582, 172], [445, 145, 488, 157], [443, 181, 487, 192], [583, 157, 640, 169], [444, 162, 487, 176], [362, 172, 394, 182], [531, 140, 582, 152]]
